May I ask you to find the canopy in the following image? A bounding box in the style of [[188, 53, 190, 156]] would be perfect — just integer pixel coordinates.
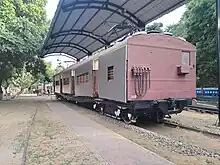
[[41, 0, 186, 60]]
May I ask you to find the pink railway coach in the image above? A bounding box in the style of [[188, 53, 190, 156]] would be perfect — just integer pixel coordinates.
[[54, 31, 196, 123]]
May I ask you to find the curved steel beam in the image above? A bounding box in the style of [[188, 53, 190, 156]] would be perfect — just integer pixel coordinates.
[[45, 43, 92, 55], [50, 29, 109, 45], [43, 53, 78, 61], [62, 1, 145, 28], [46, 45, 90, 55]]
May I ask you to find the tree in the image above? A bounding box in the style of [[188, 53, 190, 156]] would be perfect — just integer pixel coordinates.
[[6, 0, 48, 26], [166, 0, 217, 87], [36, 61, 56, 92], [44, 62, 56, 83], [11, 64, 37, 98], [0, 0, 49, 99], [166, 22, 187, 38], [37, 61, 56, 84], [55, 62, 66, 74], [146, 22, 164, 32]]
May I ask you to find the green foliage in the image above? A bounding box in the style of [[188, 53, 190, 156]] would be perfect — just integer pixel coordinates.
[[12, 64, 36, 90], [0, 0, 49, 97], [45, 62, 56, 82], [166, 21, 187, 38], [55, 64, 65, 74], [166, 0, 217, 87], [0, 0, 47, 25], [146, 22, 164, 32], [38, 61, 56, 83]]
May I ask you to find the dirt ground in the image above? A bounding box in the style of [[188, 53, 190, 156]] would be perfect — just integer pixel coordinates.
[[0, 99, 34, 165], [0, 97, 107, 165], [1, 96, 219, 165]]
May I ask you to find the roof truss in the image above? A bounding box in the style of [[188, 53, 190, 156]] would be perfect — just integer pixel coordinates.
[[41, 0, 186, 59], [61, 0, 145, 27]]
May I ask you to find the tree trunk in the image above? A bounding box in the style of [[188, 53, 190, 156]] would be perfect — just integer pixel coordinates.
[[43, 81, 46, 95], [11, 89, 23, 99], [0, 80, 3, 100], [4, 87, 8, 100]]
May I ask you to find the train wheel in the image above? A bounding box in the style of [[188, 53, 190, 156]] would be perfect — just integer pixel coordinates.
[[122, 113, 132, 124], [98, 105, 104, 115], [93, 103, 97, 111], [155, 112, 165, 124]]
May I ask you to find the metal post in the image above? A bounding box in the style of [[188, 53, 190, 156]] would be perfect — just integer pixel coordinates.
[[217, 0, 220, 126]]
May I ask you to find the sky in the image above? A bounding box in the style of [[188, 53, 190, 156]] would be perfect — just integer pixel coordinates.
[[44, 0, 186, 68]]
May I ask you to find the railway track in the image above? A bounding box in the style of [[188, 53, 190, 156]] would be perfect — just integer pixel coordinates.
[[162, 120, 220, 138], [186, 104, 219, 114], [71, 101, 220, 138], [64, 100, 220, 138], [64, 101, 220, 163], [63, 100, 220, 139]]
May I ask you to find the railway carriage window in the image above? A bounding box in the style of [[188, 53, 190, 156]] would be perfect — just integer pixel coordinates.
[[63, 78, 69, 85], [85, 72, 89, 83], [77, 76, 80, 85], [83, 74, 85, 83], [79, 76, 82, 84], [107, 66, 114, 81], [76, 72, 89, 85], [182, 51, 190, 65], [81, 75, 83, 83]]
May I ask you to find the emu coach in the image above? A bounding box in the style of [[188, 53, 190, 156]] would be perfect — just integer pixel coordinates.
[[54, 31, 197, 124]]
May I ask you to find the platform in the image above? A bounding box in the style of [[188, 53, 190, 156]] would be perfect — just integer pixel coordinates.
[[47, 102, 174, 165]]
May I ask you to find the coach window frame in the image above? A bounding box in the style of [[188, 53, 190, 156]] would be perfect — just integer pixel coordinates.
[[107, 65, 114, 81], [63, 77, 70, 85], [77, 72, 89, 85], [181, 51, 191, 66]]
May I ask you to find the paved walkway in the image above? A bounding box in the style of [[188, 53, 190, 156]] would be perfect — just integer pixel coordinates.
[[0, 96, 174, 165]]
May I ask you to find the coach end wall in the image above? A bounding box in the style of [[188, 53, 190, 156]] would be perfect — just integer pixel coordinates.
[[54, 75, 60, 93], [127, 34, 196, 101], [98, 46, 127, 103], [62, 70, 72, 94]]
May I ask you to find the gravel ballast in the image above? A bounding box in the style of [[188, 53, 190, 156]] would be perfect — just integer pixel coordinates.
[[64, 102, 220, 165]]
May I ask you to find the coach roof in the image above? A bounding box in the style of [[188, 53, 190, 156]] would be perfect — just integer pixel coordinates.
[[41, 0, 186, 61]]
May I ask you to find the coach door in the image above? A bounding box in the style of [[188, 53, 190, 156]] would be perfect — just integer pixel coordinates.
[[71, 70, 75, 95], [92, 59, 99, 97], [60, 75, 63, 93]]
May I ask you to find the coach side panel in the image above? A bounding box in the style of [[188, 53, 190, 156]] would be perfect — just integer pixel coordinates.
[[54, 75, 60, 93], [98, 45, 127, 103], [75, 60, 93, 97], [62, 70, 71, 94]]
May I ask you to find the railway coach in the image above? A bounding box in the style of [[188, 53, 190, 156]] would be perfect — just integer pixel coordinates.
[[54, 31, 197, 124]]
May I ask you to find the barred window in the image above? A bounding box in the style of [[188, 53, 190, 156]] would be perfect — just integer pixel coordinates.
[[107, 66, 114, 81], [77, 72, 89, 85], [63, 78, 69, 85], [85, 73, 89, 82]]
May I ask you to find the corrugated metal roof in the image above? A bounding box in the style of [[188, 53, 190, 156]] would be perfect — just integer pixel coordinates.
[[41, 0, 186, 60]]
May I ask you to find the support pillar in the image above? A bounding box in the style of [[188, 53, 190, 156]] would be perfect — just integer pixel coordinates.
[[216, 0, 220, 126]]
